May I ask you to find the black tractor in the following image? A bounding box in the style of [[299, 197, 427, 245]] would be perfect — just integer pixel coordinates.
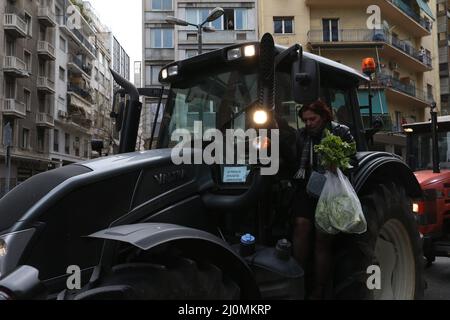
[[0, 34, 424, 300]]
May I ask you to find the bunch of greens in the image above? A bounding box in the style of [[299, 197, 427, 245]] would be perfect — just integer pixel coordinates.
[[314, 129, 356, 170]]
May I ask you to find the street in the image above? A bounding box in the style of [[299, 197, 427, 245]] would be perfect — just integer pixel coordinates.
[[424, 257, 450, 300]]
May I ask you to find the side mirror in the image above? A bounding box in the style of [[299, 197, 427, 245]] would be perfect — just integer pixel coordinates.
[[292, 58, 320, 105]]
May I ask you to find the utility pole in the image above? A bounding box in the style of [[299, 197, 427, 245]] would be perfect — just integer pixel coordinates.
[[430, 102, 440, 174]]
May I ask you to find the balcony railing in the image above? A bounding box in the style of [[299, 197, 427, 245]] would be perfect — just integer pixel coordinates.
[[37, 6, 56, 26], [4, 13, 27, 37], [36, 113, 55, 127], [37, 77, 55, 92], [69, 55, 93, 76], [390, 0, 432, 32], [37, 41, 56, 59], [3, 56, 29, 76], [374, 73, 433, 103], [308, 29, 432, 67], [2, 99, 26, 117], [72, 28, 96, 56], [68, 84, 93, 103]]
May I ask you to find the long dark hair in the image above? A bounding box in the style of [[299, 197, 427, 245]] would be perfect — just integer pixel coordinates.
[[298, 100, 333, 123]]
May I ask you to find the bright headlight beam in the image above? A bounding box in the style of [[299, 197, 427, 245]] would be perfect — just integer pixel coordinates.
[[244, 45, 256, 57], [253, 110, 268, 125], [161, 69, 168, 79]]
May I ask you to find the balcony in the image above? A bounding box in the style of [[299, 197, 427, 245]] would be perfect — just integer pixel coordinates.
[[37, 41, 56, 60], [305, 0, 431, 37], [308, 29, 432, 72], [36, 113, 55, 128], [366, 73, 433, 108], [37, 6, 56, 27], [3, 56, 29, 78], [59, 19, 97, 59], [68, 84, 93, 105], [37, 77, 56, 94], [4, 14, 27, 38], [67, 55, 92, 78], [2, 99, 26, 118]]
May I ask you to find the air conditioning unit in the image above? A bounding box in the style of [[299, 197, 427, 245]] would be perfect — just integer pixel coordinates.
[[58, 110, 68, 118]]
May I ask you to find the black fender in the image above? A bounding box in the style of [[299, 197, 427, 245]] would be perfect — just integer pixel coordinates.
[[89, 223, 260, 299], [353, 152, 422, 198]]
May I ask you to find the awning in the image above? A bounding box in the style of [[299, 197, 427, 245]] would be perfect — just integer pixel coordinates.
[[357, 90, 388, 115], [416, 0, 435, 21]]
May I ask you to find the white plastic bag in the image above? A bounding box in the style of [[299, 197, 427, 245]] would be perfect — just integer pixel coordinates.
[[315, 169, 367, 235]]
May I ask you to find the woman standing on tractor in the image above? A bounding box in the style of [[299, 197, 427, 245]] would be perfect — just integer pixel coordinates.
[[290, 100, 355, 300]]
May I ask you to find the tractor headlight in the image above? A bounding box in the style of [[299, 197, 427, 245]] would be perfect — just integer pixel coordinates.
[[227, 45, 256, 61], [0, 229, 35, 279], [252, 136, 270, 150], [253, 109, 268, 125], [244, 45, 256, 57], [227, 48, 242, 61], [168, 65, 178, 77], [161, 68, 168, 80]]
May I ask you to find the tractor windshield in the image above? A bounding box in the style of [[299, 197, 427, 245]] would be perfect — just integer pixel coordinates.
[[158, 64, 296, 148], [408, 131, 450, 170], [160, 67, 258, 148]]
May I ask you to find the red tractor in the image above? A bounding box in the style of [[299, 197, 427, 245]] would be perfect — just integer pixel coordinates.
[[404, 112, 450, 266]]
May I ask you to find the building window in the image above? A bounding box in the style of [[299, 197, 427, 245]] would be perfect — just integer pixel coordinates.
[[59, 67, 65, 81], [145, 65, 162, 85], [151, 0, 172, 10], [65, 133, 70, 154], [427, 84, 433, 101], [24, 13, 32, 37], [186, 50, 198, 58], [235, 9, 248, 30], [24, 89, 31, 112], [322, 18, 339, 42], [84, 140, 89, 158], [150, 29, 173, 48], [37, 130, 44, 153], [54, 129, 59, 152], [59, 36, 66, 52], [186, 8, 224, 30], [274, 17, 294, 34], [74, 137, 80, 157], [24, 50, 32, 73], [21, 128, 30, 149]]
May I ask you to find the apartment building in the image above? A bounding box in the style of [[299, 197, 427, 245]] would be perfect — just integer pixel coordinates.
[[0, 0, 129, 196], [1, 0, 57, 195], [48, 0, 96, 167], [259, 0, 440, 158], [437, 0, 450, 114], [141, 0, 258, 148], [83, 1, 116, 156]]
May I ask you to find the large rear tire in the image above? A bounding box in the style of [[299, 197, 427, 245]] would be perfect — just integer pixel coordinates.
[[333, 181, 425, 300], [68, 256, 240, 300]]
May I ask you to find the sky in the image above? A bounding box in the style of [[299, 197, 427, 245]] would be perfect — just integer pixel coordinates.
[[87, 0, 142, 83]]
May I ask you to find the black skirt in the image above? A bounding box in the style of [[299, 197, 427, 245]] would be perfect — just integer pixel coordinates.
[[291, 181, 319, 221]]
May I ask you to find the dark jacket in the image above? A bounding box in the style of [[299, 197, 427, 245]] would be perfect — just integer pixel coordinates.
[[279, 121, 357, 179]]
